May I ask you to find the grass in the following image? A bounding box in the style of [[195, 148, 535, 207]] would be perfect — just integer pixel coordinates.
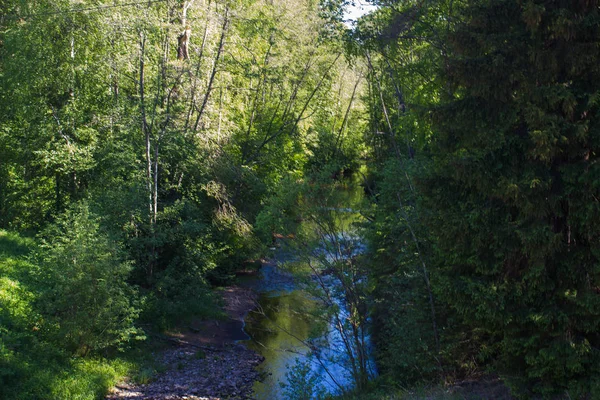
[[48, 358, 133, 400], [0, 229, 34, 259], [0, 228, 232, 399], [0, 229, 160, 400]]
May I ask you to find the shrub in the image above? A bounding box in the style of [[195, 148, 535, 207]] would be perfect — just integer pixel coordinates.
[[280, 358, 327, 400], [33, 202, 141, 355]]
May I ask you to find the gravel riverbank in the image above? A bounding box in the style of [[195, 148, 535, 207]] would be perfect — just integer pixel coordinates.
[[107, 287, 263, 400]]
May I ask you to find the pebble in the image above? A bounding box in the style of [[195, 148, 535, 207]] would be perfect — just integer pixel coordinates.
[[107, 343, 263, 400]]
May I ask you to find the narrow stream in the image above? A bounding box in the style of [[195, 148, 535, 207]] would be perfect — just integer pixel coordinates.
[[239, 185, 375, 399]]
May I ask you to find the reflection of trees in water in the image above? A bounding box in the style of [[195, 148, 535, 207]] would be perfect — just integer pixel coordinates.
[[241, 184, 375, 398], [244, 291, 323, 399], [244, 192, 375, 397]]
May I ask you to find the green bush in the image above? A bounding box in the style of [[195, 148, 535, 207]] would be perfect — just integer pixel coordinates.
[[33, 202, 141, 355], [0, 229, 136, 399], [280, 358, 328, 400], [141, 269, 222, 330]]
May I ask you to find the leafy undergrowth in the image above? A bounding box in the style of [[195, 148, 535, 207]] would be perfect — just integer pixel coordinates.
[[1, 339, 166, 400], [336, 377, 513, 400], [0, 228, 230, 399], [338, 388, 477, 400], [37, 358, 132, 400], [337, 386, 457, 400], [0, 229, 156, 400]]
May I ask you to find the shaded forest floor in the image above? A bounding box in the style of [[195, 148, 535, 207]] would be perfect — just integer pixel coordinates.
[[422, 377, 513, 400], [107, 287, 263, 400], [340, 376, 514, 400], [355, 376, 514, 400]]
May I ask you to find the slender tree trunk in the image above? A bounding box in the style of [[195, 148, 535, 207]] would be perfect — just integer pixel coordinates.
[[184, 11, 211, 132], [139, 32, 152, 221], [217, 86, 223, 141], [395, 192, 441, 358], [55, 172, 62, 213], [193, 7, 229, 132], [244, 53, 342, 165], [139, 31, 156, 282], [177, 1, 194, 60], [366, 51, 441, 358], [153, 142, 159, 225], [243, 40, 274, 141], [332, 74, 362, 158]]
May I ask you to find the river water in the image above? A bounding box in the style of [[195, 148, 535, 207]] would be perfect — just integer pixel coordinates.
[[239, 185, 375, 399]]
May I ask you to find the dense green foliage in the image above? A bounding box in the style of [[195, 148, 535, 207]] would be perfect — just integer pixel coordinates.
[[425, 1, 600, 396], [0, 0, 365, 397], [281, 358, 328, 400], [354, 0, 600, 398], [0, 229, 135, 399], [2, 0, 600, 398], [34, 203, 141, 355]]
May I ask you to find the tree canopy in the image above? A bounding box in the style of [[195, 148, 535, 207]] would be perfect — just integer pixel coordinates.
[[1, 0, 600, 398]]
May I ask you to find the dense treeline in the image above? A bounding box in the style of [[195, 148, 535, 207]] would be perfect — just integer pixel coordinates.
[[2, 0, 600, 398], [0, 0, 364, 397], [351, 0, 600, 398]]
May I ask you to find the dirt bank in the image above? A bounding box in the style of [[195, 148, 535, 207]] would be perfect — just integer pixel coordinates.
[[107, 286, 263, 400]]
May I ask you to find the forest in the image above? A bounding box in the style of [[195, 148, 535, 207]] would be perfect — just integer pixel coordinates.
[[1, 0, 599, 399]]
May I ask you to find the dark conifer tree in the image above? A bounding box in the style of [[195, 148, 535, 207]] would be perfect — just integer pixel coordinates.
[[422, 0, 600, 396]]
